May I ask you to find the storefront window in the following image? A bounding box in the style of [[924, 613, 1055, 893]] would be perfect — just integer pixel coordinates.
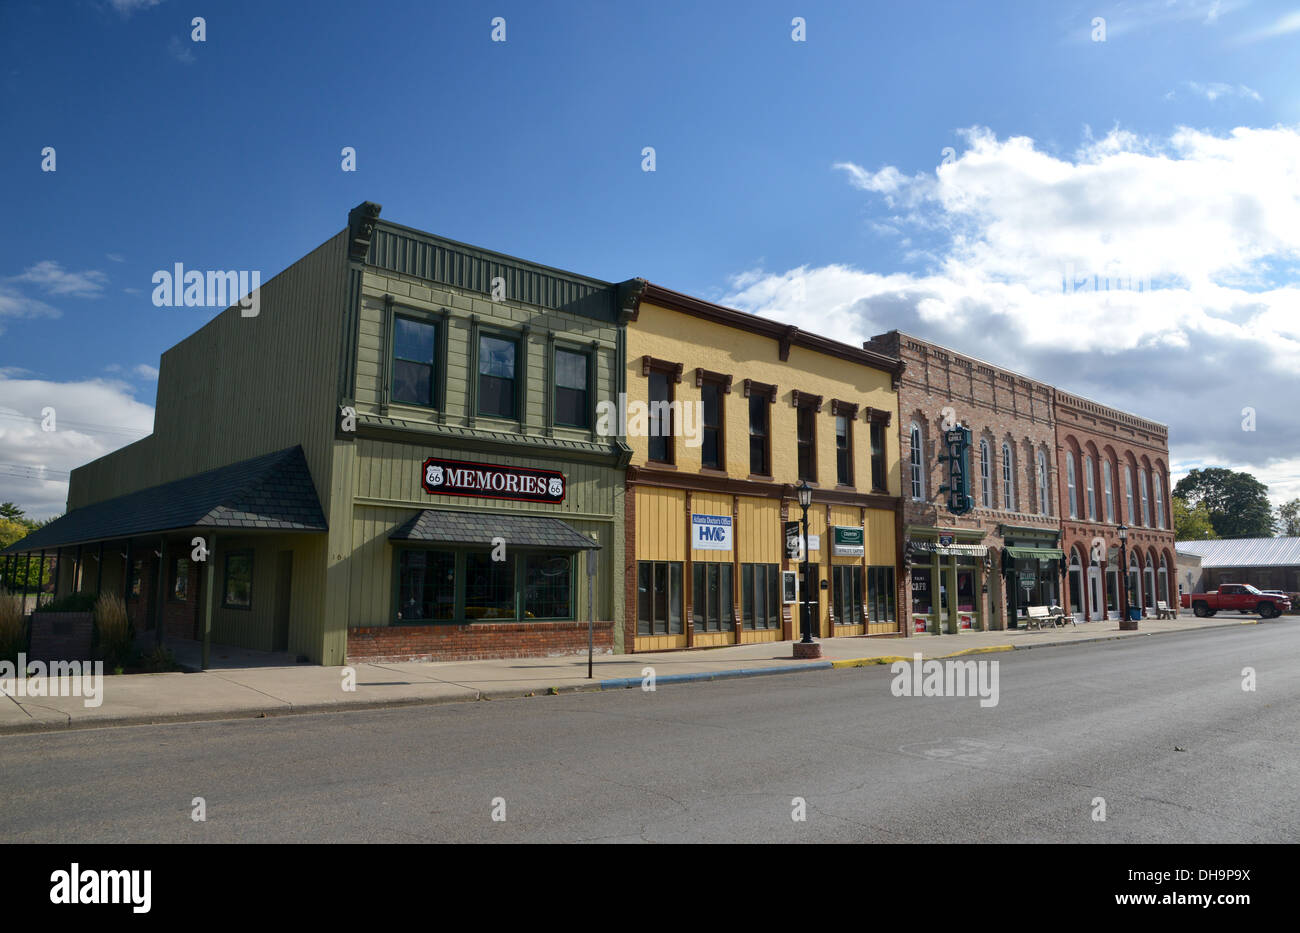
[[832, 565, 863, 625], [222, 551, 253, 609], [692, 562, 733, 632], [911, 567, 931, 615], [396, 549, 456, 621], [956, 564, 976, 612], [524, 555, 572, 619], [170, 557, 188, 601], [465, 551, 515, 619], [741, 563, 780, 630], [867, 566, 895, 623], [638, 560, 683, 636]]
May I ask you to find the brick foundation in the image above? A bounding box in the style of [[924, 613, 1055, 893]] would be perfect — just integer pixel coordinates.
[[27, 611, 94, 662], [346, 620, 615, 663]]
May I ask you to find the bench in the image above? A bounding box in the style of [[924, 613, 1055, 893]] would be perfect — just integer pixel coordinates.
[[1025, 605, 1059, 630], [1155, 600, 1177, 620]]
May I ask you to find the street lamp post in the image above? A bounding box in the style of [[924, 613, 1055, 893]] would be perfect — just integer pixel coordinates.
[[1117, 523, 1130, 624], [797, 480, 813, 644]]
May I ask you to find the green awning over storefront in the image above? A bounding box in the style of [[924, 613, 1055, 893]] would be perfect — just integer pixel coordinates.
[[1004, 546, 1065, 560]]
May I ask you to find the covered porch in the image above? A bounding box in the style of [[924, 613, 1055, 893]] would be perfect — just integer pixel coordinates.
[[0, 446, 328, 667]]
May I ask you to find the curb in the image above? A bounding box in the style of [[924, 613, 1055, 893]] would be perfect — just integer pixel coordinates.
[[0, 616, 1281, 737], [599, 662, 834, 690]]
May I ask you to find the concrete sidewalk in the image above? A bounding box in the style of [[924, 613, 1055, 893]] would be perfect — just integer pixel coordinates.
[[0, 612, 1281, 735]]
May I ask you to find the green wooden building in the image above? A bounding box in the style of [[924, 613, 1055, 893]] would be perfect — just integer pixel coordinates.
[[2, 203, 633, 665]]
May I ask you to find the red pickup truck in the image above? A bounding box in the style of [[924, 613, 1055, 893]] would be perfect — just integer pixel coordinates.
[[1182, 584, 1292, 619]]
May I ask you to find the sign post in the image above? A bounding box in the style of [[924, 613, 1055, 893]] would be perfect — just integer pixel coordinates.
[[937, 426, 974, 516], [587, 544, 597, 679]]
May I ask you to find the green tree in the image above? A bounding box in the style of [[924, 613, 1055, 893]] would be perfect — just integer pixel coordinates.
[[1173, 496, 1218, 541], [0, 502, 23, 520], [1173, 468, 1275, 538], [1278, 498, 1300, 537], [0, 518, 47, 591]]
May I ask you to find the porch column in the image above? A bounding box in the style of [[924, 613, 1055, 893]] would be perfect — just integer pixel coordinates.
[[73, 543, 82, 592], [96, 540, 104, 596], [154, 538, 168, 646], [52, 547, 61, 598], [22, 553, 32, 612], [201, 536, 217, 670], [36, 550, 46, 609]]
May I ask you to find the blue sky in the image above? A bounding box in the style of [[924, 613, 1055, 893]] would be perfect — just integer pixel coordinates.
[[2, 0, 1299, 517]]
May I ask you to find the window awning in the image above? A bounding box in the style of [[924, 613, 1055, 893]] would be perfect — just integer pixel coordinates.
[[1004, 546, 1065, 560], [390, 510, 599, 550], [910, 542, 988, 557]]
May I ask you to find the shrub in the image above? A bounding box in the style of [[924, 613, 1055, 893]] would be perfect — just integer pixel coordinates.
[[93, 593, 133, 669], [35, 591, 98, 613], [137, 644, 180, 673], [0, 594, 24, 663]]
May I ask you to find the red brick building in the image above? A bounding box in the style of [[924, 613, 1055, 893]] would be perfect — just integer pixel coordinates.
[[1055, 391, 1175, 620], [865, 331, 1063, 633]]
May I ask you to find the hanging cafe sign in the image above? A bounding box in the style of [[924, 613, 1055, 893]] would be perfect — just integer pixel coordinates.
[[421, 457, 566, 503]]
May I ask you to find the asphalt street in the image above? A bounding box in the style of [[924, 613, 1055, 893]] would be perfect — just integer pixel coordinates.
[[2, 624, 1296, 843]]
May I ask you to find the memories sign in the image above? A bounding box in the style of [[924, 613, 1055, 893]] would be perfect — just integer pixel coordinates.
[[421, 457, 566, 504]]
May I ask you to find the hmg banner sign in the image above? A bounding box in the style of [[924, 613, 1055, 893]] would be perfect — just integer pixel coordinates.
[[691, 513, 732, 551]]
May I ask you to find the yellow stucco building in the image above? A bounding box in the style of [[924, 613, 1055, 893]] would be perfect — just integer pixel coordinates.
[[620, 282, 906, 653]]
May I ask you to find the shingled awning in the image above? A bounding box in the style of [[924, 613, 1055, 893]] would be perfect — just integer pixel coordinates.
[[0, 446, 327, 556], [389, 509, 599, 550]]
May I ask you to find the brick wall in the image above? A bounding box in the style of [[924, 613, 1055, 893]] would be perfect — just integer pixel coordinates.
[[27, 611, 94, 662], [867, 331, 1062, 632], [346, 620, 615, 663]]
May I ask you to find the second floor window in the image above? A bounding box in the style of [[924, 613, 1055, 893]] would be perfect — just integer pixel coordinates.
[[478, 334, 518, 419], [1125, 465, 1135, 524], [909, 423, 924, 500], [648, 370, 673, 463], [749, 394, 770, 476], [1139, 468, 1151, 526], [1103, 460, 1115, 522], [980, 439, 992, 508], [1154, 471, 1166, 529], [392, 316, 437, 407], [554, 348, 589, 428], [1084, 456, 1097, 521], [1002, 443, 1015, 511], [1067, 452, 1078, 518], [1037, 450, 1050, 515], [797, 405, 816, 481], [870, 422, 886, 492], [836, 415, 852, 485], [701, 381, 723, 470]]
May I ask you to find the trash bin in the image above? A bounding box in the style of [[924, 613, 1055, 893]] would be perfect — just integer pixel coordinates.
[[1128, 607, 1141, 622]]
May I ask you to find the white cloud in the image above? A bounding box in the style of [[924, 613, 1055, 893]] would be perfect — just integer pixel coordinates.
[[105, 253, 125, 263], [134, 364, 159, 380], [727, 125, 1300, 508], [1185, 81, 1262, 102], [167, 35, 195, 64], [109, 0, 165, 16], [0, 376, 154, 519], [1235, 10, 1300, 42], [0, 285, 61, 331], [10, 260, 108, 297]]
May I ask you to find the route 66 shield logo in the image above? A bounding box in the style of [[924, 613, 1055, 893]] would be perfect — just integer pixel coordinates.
[[547, 477, 563, 498], [425, 463, 444, 487]]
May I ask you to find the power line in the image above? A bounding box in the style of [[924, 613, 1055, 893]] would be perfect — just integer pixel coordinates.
[[0, 410, 149, 439]]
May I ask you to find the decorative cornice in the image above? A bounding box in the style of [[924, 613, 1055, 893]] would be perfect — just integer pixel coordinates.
[[791, 390, 823, 412], [347, 201, 382, 262], [639, 283, 905, 377], [694, 368, 733, 392], [830, 399, 860, 419], [743, 378, 777, 403], [640, 355, 683, 382]]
